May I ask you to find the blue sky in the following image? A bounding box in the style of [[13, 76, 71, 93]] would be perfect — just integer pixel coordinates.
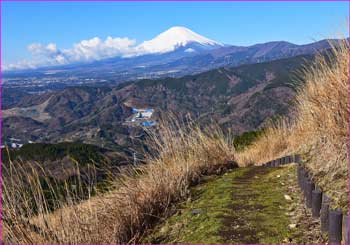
[[2, 1, 348, 70]]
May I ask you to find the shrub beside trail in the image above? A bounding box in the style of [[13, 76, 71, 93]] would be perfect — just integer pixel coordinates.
[[3, 119, 236, 243], [237, 40, 349, 210]]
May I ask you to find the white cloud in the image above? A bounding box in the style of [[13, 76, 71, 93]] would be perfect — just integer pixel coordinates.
[[67, 36, 136, 61], [3, 36, 137, 71], [2, 60, 39, 71], [28, 43, 59, 56]]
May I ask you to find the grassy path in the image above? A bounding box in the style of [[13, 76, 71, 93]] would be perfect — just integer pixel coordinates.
[[141, 165, 303, 243]]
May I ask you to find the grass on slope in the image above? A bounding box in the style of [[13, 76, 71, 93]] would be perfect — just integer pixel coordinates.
[[3, 119, 236, 244], [142, 167, 248, 244], [142, 164, 303, 244], [237, 40, 349, 211]]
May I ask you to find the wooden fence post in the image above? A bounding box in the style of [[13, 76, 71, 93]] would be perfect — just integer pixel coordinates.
[[320, 194, 330, 233], [311, 189, 322, 218], [328, 209, 343, 244], [305, 180, 315, 208]]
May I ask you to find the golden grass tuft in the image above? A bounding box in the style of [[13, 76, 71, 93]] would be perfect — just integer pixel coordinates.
[[3, 117, 237, 243], [237, 39, 349, 209]]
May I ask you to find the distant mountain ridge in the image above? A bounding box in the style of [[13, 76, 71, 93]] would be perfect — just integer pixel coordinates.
[[3, 26, 339, 84]]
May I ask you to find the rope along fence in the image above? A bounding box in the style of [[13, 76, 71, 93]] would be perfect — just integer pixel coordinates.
[[261, 154, 350, 244]]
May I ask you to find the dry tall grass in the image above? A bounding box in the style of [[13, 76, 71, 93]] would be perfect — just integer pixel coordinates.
[[237, 39, 349, 209], [3, 118, 236, 244]]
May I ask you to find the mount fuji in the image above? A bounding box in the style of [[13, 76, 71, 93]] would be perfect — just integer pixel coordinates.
[[134, 26, 224, 55]]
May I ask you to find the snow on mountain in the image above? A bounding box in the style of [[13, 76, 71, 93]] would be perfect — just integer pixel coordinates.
[[135, 26, 224, 55], [3, 26, 224, 71]]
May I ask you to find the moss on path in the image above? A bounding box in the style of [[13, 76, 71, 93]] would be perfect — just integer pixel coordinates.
[[141, 165, 300, 244]]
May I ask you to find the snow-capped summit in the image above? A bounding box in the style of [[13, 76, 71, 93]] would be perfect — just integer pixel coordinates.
[[4, 26, 225, 71], [136, 26, 224, 55]]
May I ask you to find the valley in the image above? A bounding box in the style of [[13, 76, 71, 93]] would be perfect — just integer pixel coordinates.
[[2, 53, 313, 152]]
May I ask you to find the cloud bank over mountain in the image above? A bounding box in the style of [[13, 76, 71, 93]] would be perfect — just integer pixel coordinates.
[[3, 26, 223, 71], [4, 37, 137, 71]]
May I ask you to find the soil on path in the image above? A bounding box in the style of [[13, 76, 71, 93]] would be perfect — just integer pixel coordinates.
[[219, 166, 294, 243], [141, 164, 321, 244]]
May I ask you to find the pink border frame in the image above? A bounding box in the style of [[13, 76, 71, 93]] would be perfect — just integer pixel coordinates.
[[0, 0, 349, 244], [1, 0, 349, 1]]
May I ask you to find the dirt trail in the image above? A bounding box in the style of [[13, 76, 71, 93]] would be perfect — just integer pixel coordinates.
[[141, 165, 319, 244], [219, 166, 292, 243]]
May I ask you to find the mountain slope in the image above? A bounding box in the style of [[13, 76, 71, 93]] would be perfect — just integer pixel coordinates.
[[3, 54, 313, 149], [122, 54, 310, 130]]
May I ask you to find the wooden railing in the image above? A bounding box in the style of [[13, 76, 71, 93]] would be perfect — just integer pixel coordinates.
[[261, 154, 349, 244]]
